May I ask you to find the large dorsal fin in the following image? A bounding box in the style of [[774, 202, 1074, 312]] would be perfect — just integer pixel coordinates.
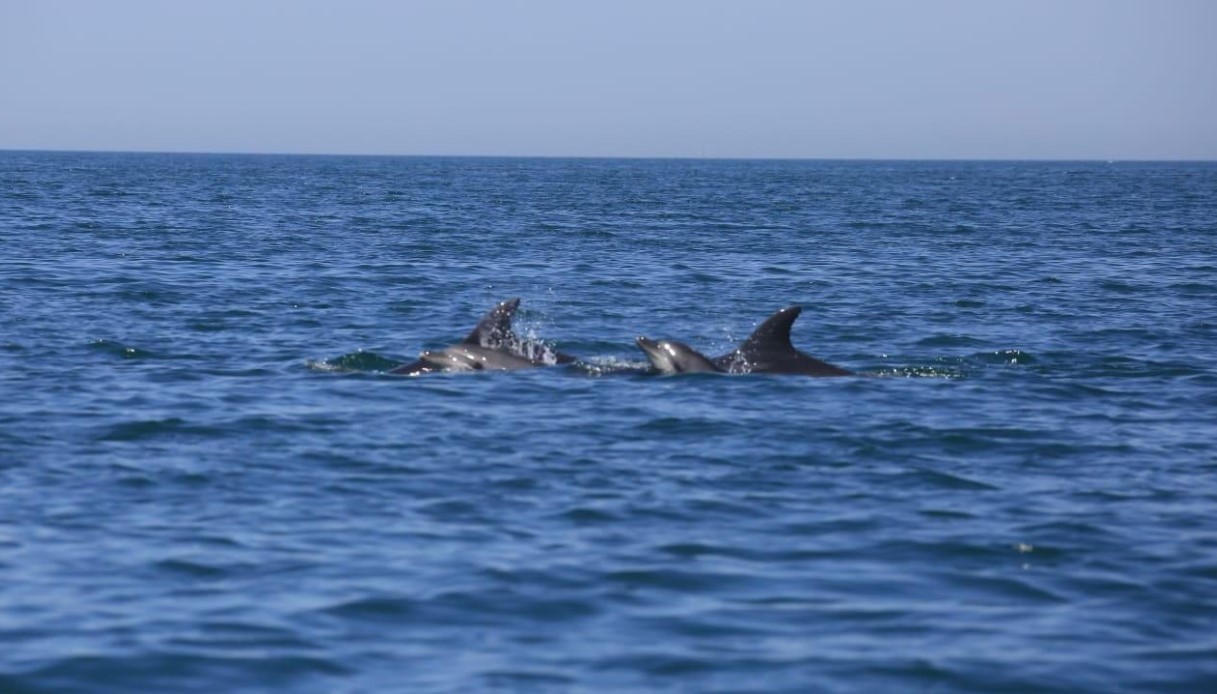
[[462, 297, 520, 348], [737, 305, 802, 355], [719, 304, 852, 376]]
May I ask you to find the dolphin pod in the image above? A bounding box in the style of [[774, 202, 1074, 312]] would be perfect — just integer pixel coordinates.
[[394, 295, 851, 375], [390, 299, 851, 377]]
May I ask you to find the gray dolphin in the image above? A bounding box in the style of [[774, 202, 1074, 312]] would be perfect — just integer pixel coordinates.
[[390, 298, 574, 375], [637, 305, 852, 377], [416, 345, 537, 372], [635, 337, 723, 374]]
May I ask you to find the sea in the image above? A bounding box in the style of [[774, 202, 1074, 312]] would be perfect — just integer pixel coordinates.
[[1, 151, 1215, 693]]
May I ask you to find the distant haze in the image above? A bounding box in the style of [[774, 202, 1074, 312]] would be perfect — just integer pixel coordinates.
[[2, 0, 1214, 159]]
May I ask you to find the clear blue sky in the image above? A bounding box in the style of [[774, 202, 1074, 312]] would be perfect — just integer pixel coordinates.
[[2, 0, 1214, 159]]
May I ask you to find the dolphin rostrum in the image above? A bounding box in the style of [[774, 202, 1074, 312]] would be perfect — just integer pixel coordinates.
[[636, 305, 852, 377], [390, 298, 574, 375]]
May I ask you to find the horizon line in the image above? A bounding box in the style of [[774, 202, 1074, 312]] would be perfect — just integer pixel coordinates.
[[2, 146, 1215, 164]]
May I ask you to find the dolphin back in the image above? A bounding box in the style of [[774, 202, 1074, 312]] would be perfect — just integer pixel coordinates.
[[714, 305, 852, 376]]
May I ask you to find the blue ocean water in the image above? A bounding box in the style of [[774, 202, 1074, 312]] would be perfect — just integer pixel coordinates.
[[1, 151, 1215, 692]]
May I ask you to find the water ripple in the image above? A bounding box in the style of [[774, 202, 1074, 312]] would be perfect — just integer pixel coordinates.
[[3, 153, 1216, 692]]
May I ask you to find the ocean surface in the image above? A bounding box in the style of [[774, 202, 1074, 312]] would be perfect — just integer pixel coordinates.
[[1, 151, 1215, 693]]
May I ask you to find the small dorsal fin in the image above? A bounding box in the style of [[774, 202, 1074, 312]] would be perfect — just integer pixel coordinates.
[[462, 298, 520, 347], [738, 305, 801, 355]]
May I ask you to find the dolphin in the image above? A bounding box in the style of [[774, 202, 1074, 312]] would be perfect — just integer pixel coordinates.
[[415, 345, 537, 372], [635, 337, 723, 374], [390, 298, 574, 375], [636, 305, 852, 377]]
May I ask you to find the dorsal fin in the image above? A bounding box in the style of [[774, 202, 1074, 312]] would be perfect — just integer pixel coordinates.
[[738, 305, 801, 355], [462, 297, 520, 347], [716, 304, 851, 376]]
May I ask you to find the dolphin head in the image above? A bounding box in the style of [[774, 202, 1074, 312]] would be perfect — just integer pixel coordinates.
[[636, 337, 722, 374]]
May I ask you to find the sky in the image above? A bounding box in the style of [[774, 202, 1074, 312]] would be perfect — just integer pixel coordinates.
[[1, 0, 1214, 159]]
